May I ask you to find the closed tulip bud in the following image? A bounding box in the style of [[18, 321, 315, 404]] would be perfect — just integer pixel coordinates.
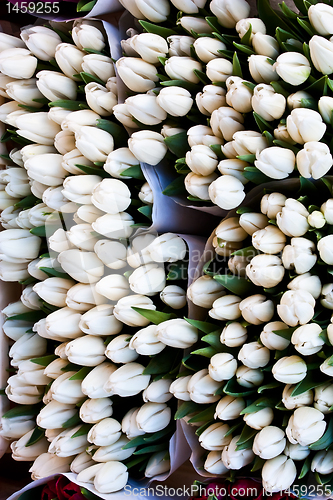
[[17, 359, 50, 386], [16, 112, 61, 145], [253, 426, 286, 460], [55, 43, 85, 81], [240, 295, 274, 325], [287, 406, 326, 446], [104, 147, 139, 179], [314, 383, 333, 414], [170, 0, 206, 12], [252, 225, 286, 255], [93, 212, 134, 240], [215, 217, 247, 243], [188, 369, 221, 403], [273, 52, 311, 86], [311, 450, 333, 475], [5, 373, 44, 404], [187, 125, 222, 148], [284, 442, 310, 461], [50, 371, 85, 404], [0, 261, 29, 282], [310, 35, 333, 75], [255, 146, 295, 180], [215, 395, 245, 420], [287, 108, 326, 144], [21, 25, 60, 60], [236, 18, 266, 40], [62, 175, 102, 205], [91, 178, 131, 215], [129, 324, 166, 356], [211, 107, 244, 141], [287, 91, 311, 111], [37, 401, 77, 429], [116, 57, 158, 92], [291, 323, 324, 356], [217, 159, 248, 185], [204, 451, 229, 475], [225, 76, 253, 113], [308, 210, 326, 229], [104, 102, 136, 129], [145, 233, 186, 263], [262, 455, 297, 493], [43, 358, 69, 379], [318, 234, 333, 264], [72, 20, 105, 52], [33, 278, 73, 308], [209, 175, 245, 210], [199, 422, 231, 451], [0, 415, 35, 440], [320, 356, 333, 376], [238, 214, 267, 238], [93, 240, 126, 271], [211, 0, 251, 27], [157, 86, 193, 117], [297, 141, 333, 179], [88, 417, 121, 447], [21, 143, 56, 162], [186, 145, 218, 176], [209, 294, 242, 321], [260, 321, 290, 351], [238, 341, 270, 369], [36, 70, 77, 103], [244, 407, 274, 430], [6, 78, 43, 107], [9, 331, 47, 365], [209, 353, 237, 382], [288, 273, 321, 300], [66, 224, 100, 253], [167, 35, 192, 57], [252, 84, 286, 121], [58, 249, 104, 284], [277, 289, 315, 327], [0, 32, 25, 52], [236, 366, 264, 388], [308, 3, 333, 35], [11, 428, 48, 461], [177, 16, 213, 34], [277, 198, 310, 237], [0, 48, 37, 79], [91, 435, 135, 462], [30, 453, 71, 480], [273, 123, 295, 144], [252, 32, 279, 58], [83, 461, 128, 494], [82, 362, 117, 399], [143, 379, 172, 404], [54, 130, 76, 157], [49, 228, 73, 254], [193, 37, 226, 64], [321, 283, 333, 310], [160, 285, 186, 309], [114, 294, 157, 327], [75, 205, 104, 224], [165, 56, 202, 84], [80, 398, 113, 424], [145, 450, 170, 478], [66, 335, 106, 366], [234, 133, 268, 159], [128, 130, 167, 165], [220, 323, 247, 348], [75, 126, 114, 163], [104, 362, 150, 397], [187, 275, 225, 309], [71, 451, 95, 474], [318, 95, 333, 125], [196, 85, 226, 116], [49, 425, 89, 457], [122, 407, 145, 439], [3, 319, 32, 342], [136, 402, 171, 433], [248, 54, 279, 84], [126, 94, 166, 126], [54, 341, 70, 359], [169, 376, 191, 401], [156, 318, 198, 348], [105, 334, 138, 364], [80, 305, 123, 337], [222, 435, 255, 469], [273, 356, 307, 385], [82, 53, 114, 83], [85, 82, 117, 116]]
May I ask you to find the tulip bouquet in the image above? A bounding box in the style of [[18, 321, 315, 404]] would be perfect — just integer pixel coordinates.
[[113, 0, 333, 216]]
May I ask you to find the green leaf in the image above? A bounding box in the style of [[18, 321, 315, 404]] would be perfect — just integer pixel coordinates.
[[162, 176, 186, 197], [30, 226, 46, 237], [14, 195, 40, 209], [213, 274, 256, 296], [69, 367, 92, 381], [132, 308, 175, 325], [240, 397, 275, 415], [253, 112, 274, 133], [232, 52, 243, 78], [279, 1, 298, 18], [96, 119, 129, 148], [143, 424, 175, 443], [222, 377, 256, 397], [77, 0, 97, 12], [62, 413, 81, 429], [270, 81, 291, 98], [191, 346, 219, 357], [160, 79, 198, 92], [298, 455, 311, 479], [30, 355, 57, 367], [80, 72, 105, 86], [143, 347, 177, 375], [205, 16, 221, 32], [175, 401, 202, 419], [38, 267, 70, 279], [233, 43, 255, 56], [251, 456, 265, 472], [272, 327, 297, 340], [7, 311, 44, 323], [25, 426, 45, 447], [236, 425, 257, 450], [193, 69, 210, 85], [138, 205, 152, 220], [75, 164, 109, 177], [315, 471, 333, 486], [201, 331, 225, 351], [164, 131, 190, 158], [236, 154, 256, 163], [257, 0, 295, 36], [309, 418, 333, 450], [49, 100, 87, 111], [257, 382, 282, 393], [188, 405, 216, 424], [243, 166, 272, 185], [134, 443, 167, 455], [297, 17, 316, 36], [139, 20, 177, 38], [71, 424, 92, 439], [120, 165, 144, 180], [240, 24, 252, 45], [184, 318, 218, 334], [231, 246, 258, 257], [291, 374, 332, 397], [3, 405, 40, 419]]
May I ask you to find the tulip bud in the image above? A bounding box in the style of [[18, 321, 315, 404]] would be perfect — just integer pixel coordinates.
[[318, 234, 333, 265], [0, 48, 37, 79], [273, 52, 311, 86], [309, 35, 333, 75], [262, 455, 297, 493], [277, 289, 315, 327], [188, 369, 221, 404], [145, 450, 170, 478], [33, 277, 73, 308], [236, 18, 266, 40], [75, 126, 114, 163], [116, 57, 158, 92], [93, 212, 134, 240], [104, 362, 150, 397], [211, 107, 244, 141], [0, 32, 25, 52], [193, 37, 226, 64], [236, 366, 264, 388], [71, 451, 95, 474], [57, 249, 104, 284], [169, 376, 191, 401], [252, 32, 279, 58], [29, 453, 71, 480], [286, 406, 326, 446], [260, 321, 290, 351], [248, 54, 279, 84], [128, 263, 166, 296], [142, 379, 172, 404], [288, 273, 322, 302], [217, 159, 248, 185], [55, 43, 85, 81], [187, 275, 225, 309], [0, 261, 29, 282], [209, 294, 242, 321], [104, 147, 139, 179], [136, 402, 171, 433], [82, 54, 115, 83], [297, 141, 333, 179], [251, 84, 286, 121], [91, 178, 131, 215], [37, 401, 77, 429], [126, 94, 167, 125], [159, 285, 185, 310], [239, 214, 268, 237], [105, 334, 138, 364], [195, 84, 226, 116], [243, 407, 274, 430], [91, 434, 135, 462], [88, 417, 121, 447], [81, 362, 117, 399], [11, 428, 49, 461], [80, 397, 113, 424], [273, 355, 307, 384], [308, 3, 333, 35], [186, 145, 218, 176], [214, 395, 245, 420], [3, 319, 33, 342], [80, 461, 128, 494], [66, 335, 106, 366], [5, 78, 43, 107], [276, 198, 310, 237], [85, 82, 117, 116], [130, 32, 168, 64], [222, 435, 255, 469], [165, 56, 202, 83], [318, 95, 333, 124], [253, 426, 286, 459], [129, 324, 166, 356], [168, 35, 194, 57], [314, 383, 333, 414], [49, 425, 89, 457], [308, 210, 326, 229], [199, 422, 231, 451], [15, 112, 61, 145], [252, 225, 286, 254], [287, 108, 326, 144], [238, 341, 270, 370], [36, 70, 77, 104], [240, 295, 274, 325], [157, 86, 194, 117], [9, 332, 47, 366], [209, 353, 237, 382], [122, 407, 145, 439], [291, 323, 324, 356], [72, 20, 105, 52], [220, 323, 247, 348], [0, 415, 35, 440], [209, 175, 245, 210], [61, 175, 100, 205], [51, 371, 85, 404], [246, 254, 285, 288], [128, 130, 167, 165], [156, 318, 198, 348], [255, 146, 295, 180], [311, 450, 333, 475], [54, 341, 70, 359]]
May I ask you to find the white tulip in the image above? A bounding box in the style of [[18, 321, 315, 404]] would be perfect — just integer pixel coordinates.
[[105, 334, 139, 364], [238, 341, 270, 369], [236, 366, 264, 388], [126, 94, 167, 125], [81, 362, 117, 399], [129, 324, 166, 355], [204, 451, 229, 475], [260, 321, 290, 351], [116, 57, 158, 92], [143, 379, 172, 403], [9, 332, 47, 365], [80, 398, 113, 424], [206, 57, 234, 83], [297, 141, 333, 179], [129, 262, 165, 295], [72, 20, 105, 52], [0, 261, 29, 281], [136, 402, 171, 433], [318, 234, 333, 264], [286, 406, 326, 446], [291, 323, 324, 356], [273, 356, 307, 385], [91, 434, 135, 462], [157, 86, 193, 117], [75, 126, 114, 163], [308, 210, 326, 229], [160, 285, 187, 309], [11, 429, 49, 461], [209, 294, 241, 321], [55, 43, 85, 81], [66, 335, 106, 366], [16, 112, 61, 145], [122, 407, 145, 439], [196, 84, 226, 116], [37, 70, 77, 102], [287, 108, 326, 144], [253, 426, 286, 459], [188, 369, 221, 404], [165, 56, 202, 83], [243, 407, 274, 430], [0, 48, 37, 79], [44, 358, 69, 379], [156, 318, 198, 348], [145, 450, 170, 477], [93, 212, 134, 239], [104, 147, 139, 179], [273, 52, 311, 85], [209, 175, 245, 210], [187, 275, 225, 308], [240, 294, 274, 325], [314, 383, 333, 413], [311, 450, 333, 475], [29, 453, 71, 480], [186, 145, 218, 176], [169, 376, 191, 401], [88, 417, 121, 446], [3, 319, 33, 342], [82, 54, 115, 83], [248, 54, 279, 83], [309, 35, 333, 75], [214, 395, 245, 420], [71, 451, 95, 474], [37, 401, 77, 429], [277, 289, 315, 326], [0, 415, 35, 440], [252, 32, 279, 58], [209, 353, 237, 382], [318, 95, 333, 123], [252, 225, 286, 254], [0, 32, 25, 52], [199, 422, 231, 451], [276, 198, 310, 237], [104, 363, 150, 397], [262, 455, 297, 493], [255, 146, 295, 180], [6, 78, 43, 107], [51, 371, 85, 404], [246, 254, 285, 288], [80, 305, 123, 337], [308, 3, 333, 35], [239, 212, 268, 235], [288, 273, 322, 300], [222, 435, 255, 469], [49, 425, 89, 457], [128, 130, 167, 165], [236, 18, 266, 40], [49, 228, 74, 254], [193, 37, 226, 64], [85, 82, 117, 116]]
